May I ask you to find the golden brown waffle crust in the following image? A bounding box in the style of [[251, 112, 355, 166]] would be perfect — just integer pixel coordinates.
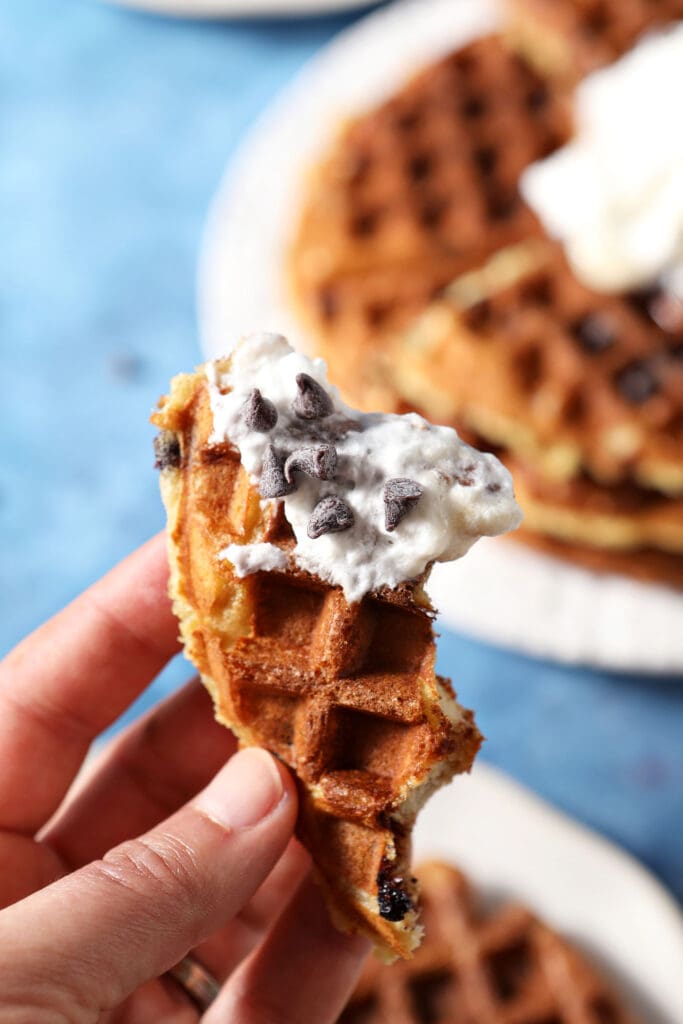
[[391, 242, 683, 497], [152, 362, 482, 961], [287, 35, 573, 417], [505, 0, 683, 85]]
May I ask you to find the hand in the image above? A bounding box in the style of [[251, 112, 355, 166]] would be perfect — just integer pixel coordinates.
[[0, 535, 368, 1023]]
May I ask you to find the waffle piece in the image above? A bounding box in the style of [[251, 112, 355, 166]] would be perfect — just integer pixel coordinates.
[[151, 353, 491, 960], [288, 35, 572, 412], [518, 529, 683, 589], [392, 241, 683, 496], [339, 861, 639, 1024], [448, 418, 683, 585], [510, 454, 683, 554], [506, 0, 683, 84]]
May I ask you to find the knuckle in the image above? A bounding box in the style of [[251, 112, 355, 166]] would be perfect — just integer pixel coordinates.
[[97, 831, 208, 914]]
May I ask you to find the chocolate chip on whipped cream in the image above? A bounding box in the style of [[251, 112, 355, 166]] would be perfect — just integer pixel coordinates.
[[292, 373, 334, 420], [259, 444, 294, 499], [207, 333, 523, 603], [307, 496, 354, 539], [383, 478, 424, 532], [284, 445, 338, 484], [241, 387, 278, 432]]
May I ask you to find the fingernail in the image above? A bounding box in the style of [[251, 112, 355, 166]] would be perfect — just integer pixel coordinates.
[[195, 748, 285, 830]]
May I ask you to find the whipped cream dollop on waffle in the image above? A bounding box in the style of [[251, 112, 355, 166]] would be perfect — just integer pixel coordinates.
[[521, 22, 683, 298], [207, 333, 521, 602]]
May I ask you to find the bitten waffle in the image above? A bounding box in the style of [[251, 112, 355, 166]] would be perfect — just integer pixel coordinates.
[[338, 861, 639, 1024], [288, 34, 572, 413], [506, 0, 683, 84], [151, 348, 491, 961]]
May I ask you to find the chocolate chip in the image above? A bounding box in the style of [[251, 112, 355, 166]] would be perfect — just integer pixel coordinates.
[[284, 445, 338, 483], [572, 313, 616, 354], [307, 496, 354, 539], [292, 373, 334, 420], [240, 388, 278, 432], [615, 360, 659, 404], [260, 445, 295, 499], [454, 468, 475, 487], [377, 866, 413, 922], [153, 430, 181, 470], [384, 478, 424, 532]]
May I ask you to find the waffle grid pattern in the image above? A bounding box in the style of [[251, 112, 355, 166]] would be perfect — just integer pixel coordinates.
[[228, 569, 441, 825], [401, 244, 683, 493], [339, 864, 637, 1024], [289, 36, 572, 411]]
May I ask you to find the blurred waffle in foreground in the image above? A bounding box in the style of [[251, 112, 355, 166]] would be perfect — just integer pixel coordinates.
[[152, 335, 527, 958], [339, 861, 639, 1023]]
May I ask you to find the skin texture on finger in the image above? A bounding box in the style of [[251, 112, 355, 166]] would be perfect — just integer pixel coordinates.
[[0, 750, 297, 1023], [44, 677, 313, 991], [205, 873, 370, 1024], [0, 533, 180, 835], [43, 678, 236, 868]]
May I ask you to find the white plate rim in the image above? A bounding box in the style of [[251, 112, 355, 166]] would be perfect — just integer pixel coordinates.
[[417, 762, 683, 1022], [197, 0, 683, 674]]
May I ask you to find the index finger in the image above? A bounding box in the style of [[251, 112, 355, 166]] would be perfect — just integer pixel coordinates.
[[0, 533, 180, 834]]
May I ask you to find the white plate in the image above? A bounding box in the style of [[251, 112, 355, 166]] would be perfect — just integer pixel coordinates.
[[416, 763, 683, 1022], [198, 0, 683, 674], [105, 0, 375, 17]]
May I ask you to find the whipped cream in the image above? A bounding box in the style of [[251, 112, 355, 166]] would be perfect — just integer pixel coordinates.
[[222, 542, 289, 577], [521, 23, 683, 297], [208, 333, 522, 603]]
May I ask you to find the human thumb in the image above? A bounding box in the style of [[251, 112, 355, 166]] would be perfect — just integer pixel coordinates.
[[0, 748, 296, 1020]]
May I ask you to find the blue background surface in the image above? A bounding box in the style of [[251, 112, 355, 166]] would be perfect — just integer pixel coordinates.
[[2, 0, 681, 907]]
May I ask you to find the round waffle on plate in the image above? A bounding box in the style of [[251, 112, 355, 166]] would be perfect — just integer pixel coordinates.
[[289, 34, 573, 413], [287, 4, 683, 592]]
